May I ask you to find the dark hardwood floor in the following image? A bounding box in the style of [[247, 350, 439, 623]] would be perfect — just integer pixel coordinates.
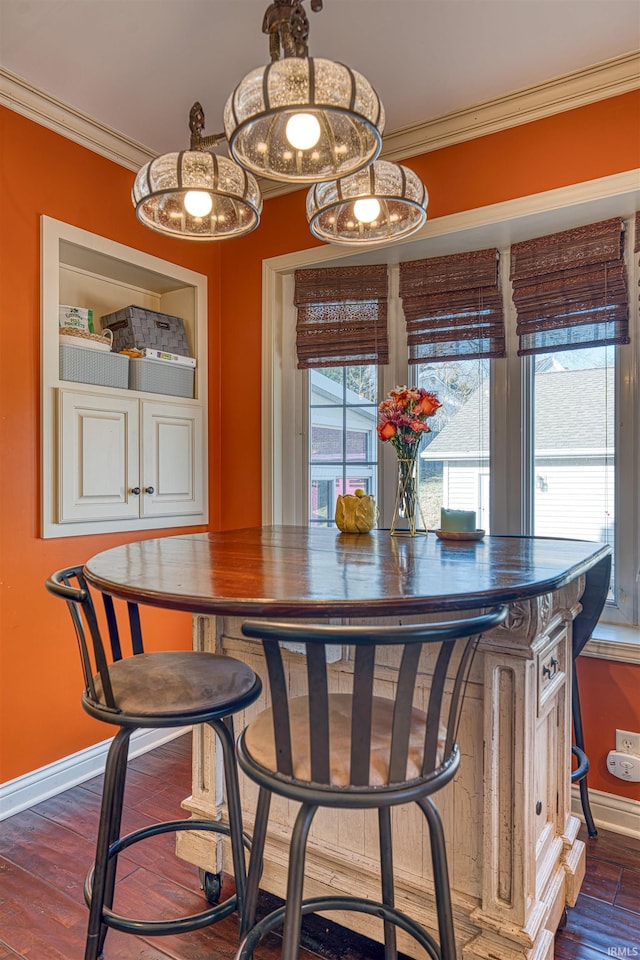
[[1, 734, 638, 959]]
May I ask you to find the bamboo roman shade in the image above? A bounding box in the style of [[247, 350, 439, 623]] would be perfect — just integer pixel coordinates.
[[510, 217, 629, 356], [399, 248, 505, 365], [294, 265, 389, 369]]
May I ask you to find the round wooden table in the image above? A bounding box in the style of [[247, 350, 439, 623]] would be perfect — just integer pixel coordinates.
[[83, 525, 610, 617]]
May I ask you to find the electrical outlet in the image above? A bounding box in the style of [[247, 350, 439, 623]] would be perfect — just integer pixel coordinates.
[[615, 729, 640, 755]]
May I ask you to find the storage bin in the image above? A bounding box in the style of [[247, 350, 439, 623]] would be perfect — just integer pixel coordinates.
[[128, 358, 194, 398], [59, 344, 129, 389], [101, 305, 191, 357]]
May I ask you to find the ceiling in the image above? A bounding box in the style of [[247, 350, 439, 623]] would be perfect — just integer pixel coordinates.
[[1, 0, 639, 161]]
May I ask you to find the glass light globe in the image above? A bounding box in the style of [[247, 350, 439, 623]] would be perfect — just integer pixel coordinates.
[[132, 151, 262, 240], [184, 190, 213, 217], [353, 197, 381, 223], [306, 160, 428, 245], [224, 57, 384, 183], [285, 113, 321, 150]]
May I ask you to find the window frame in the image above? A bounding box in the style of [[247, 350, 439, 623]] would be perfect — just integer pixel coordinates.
[[262, 172, 640, 652]]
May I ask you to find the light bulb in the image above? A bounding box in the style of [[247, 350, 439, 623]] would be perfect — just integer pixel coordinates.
[[353, 197, 381, 223], [184, 190, 213, 217], [285, 113, 321, 150]]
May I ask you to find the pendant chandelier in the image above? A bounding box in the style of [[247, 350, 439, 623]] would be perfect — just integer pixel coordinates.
[[307, 160, 428, 245], [132, 103, 262, 240], [132, 1, 427, 246]]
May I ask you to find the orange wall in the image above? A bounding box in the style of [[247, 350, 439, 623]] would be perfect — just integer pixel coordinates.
[[577, 658, 640, 801], [0, 108, 222, 782], [1, 91, 639, 796]]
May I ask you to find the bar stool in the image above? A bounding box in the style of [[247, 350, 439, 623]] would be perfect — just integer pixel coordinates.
[[571, 553, 612, 837], [234, 606, 508, 960], [45, 565, 262, 960]]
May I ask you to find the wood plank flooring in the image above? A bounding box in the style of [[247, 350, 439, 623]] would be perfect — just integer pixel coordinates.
[[1, 734, 638, 959]]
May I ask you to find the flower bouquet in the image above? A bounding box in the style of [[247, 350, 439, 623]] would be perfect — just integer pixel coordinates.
[[377, 386, 441, 534]]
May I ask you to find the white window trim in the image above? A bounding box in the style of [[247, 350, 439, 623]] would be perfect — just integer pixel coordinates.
[[261, 170, 640, 659]]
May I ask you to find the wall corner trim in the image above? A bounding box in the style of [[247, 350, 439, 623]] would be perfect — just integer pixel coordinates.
[[2, 51, 638, 193], [571, 786, 640, 838], [0, 727, 190, 822]]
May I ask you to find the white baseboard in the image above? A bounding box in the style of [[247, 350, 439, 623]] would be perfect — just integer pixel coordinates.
[[0, 727, 190, 822], [572, 785, 640, 838]]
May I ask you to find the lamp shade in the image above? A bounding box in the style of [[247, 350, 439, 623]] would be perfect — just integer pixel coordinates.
[[224, 57, 384, 183], [132, 150, 262, 240], [306, 160, 428, 245]]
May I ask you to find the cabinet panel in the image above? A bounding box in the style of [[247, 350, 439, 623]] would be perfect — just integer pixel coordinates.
[[59, 391, 139, 522], [141, 401, 204, 518]]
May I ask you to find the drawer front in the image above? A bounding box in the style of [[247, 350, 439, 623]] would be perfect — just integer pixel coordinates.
[[537, 625, 567, 716]]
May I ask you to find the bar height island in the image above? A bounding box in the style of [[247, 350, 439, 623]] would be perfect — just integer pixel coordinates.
[[84, 526, 611, 960]]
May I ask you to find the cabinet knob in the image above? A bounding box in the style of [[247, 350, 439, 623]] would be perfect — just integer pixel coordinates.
[[144, 486, 155, 495], [131, 487, 141, 496], [536, 800, 542, 816]]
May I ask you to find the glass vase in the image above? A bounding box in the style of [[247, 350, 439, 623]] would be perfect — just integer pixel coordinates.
[[390, 453, 426, 536]]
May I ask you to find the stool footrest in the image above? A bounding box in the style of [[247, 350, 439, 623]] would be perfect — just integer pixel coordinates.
[[85, 817, 245, 936], [236, 895, 442, 960]]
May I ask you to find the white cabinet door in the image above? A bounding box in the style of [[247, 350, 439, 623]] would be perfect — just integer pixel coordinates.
[[59, 390, 139, 523], [140, 400, 204, 518]]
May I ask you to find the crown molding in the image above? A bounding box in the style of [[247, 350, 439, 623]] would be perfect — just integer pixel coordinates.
[[2, 50, 639, 198], [380, 49, 640, 164], [260, 51, 640, 199], [0, 67, 155, 170]]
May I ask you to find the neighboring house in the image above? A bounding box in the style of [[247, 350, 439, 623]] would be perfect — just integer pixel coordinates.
[[422, 366, 614, 541], [308, 370, 378, 522]]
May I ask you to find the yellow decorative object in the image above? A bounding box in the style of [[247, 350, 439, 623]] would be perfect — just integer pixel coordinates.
[[335, 493, 377, 533]]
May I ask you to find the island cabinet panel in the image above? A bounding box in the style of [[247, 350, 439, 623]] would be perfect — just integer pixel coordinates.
[[177, 584, 585, 960]]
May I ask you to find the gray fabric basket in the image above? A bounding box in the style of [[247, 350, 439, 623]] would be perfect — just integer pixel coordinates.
[[128, 358, 194, 398], [101, 305, 191, 357], [59, 345, 129, 388]]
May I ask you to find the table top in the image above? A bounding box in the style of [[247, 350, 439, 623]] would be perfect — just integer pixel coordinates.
[[83, 526, 611, 618]]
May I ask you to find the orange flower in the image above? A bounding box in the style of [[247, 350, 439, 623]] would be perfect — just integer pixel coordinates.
[[378, 421, 397, 441], [415, 393, 441, 417]]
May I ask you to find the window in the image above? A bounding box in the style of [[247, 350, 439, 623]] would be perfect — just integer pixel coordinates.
[[266, 197, 639, 632], [532, 347, 615, 578], [308, 366, 378, 526], [417, 359, 491, 532]]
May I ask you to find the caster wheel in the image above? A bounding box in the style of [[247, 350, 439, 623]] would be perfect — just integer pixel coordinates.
[[199, 868, 222, 904]]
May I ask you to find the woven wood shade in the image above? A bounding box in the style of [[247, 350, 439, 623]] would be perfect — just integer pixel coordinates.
[[510, 217, 629, 356], [294, 265, 389, 369], [399, 248, 505, 365]]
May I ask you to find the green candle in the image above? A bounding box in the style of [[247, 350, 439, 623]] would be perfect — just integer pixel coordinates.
[[441, 508, 476, 532]]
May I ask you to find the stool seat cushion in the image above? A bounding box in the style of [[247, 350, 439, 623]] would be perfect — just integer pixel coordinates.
[[244, 693, 446, 786], [91, 651, 258, 718]]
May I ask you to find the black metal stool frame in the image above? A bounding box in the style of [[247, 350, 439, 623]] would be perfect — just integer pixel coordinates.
[[46, 566, 262, 960], [234, 607, 508, 960], [570, 553, 612, 837]]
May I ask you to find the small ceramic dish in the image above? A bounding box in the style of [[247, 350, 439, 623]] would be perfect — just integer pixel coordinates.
[[433, 529, 485, 542]]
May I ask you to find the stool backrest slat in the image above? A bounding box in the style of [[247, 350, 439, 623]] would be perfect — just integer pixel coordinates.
[[242, 608, 508, 788]]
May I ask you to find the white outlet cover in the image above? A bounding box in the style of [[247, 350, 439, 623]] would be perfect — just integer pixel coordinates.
[[607, 750, 640, 782]]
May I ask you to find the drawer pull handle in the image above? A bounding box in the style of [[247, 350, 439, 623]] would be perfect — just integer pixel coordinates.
[[542, 657, 559, 680], [536, 800, 542, 815]]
